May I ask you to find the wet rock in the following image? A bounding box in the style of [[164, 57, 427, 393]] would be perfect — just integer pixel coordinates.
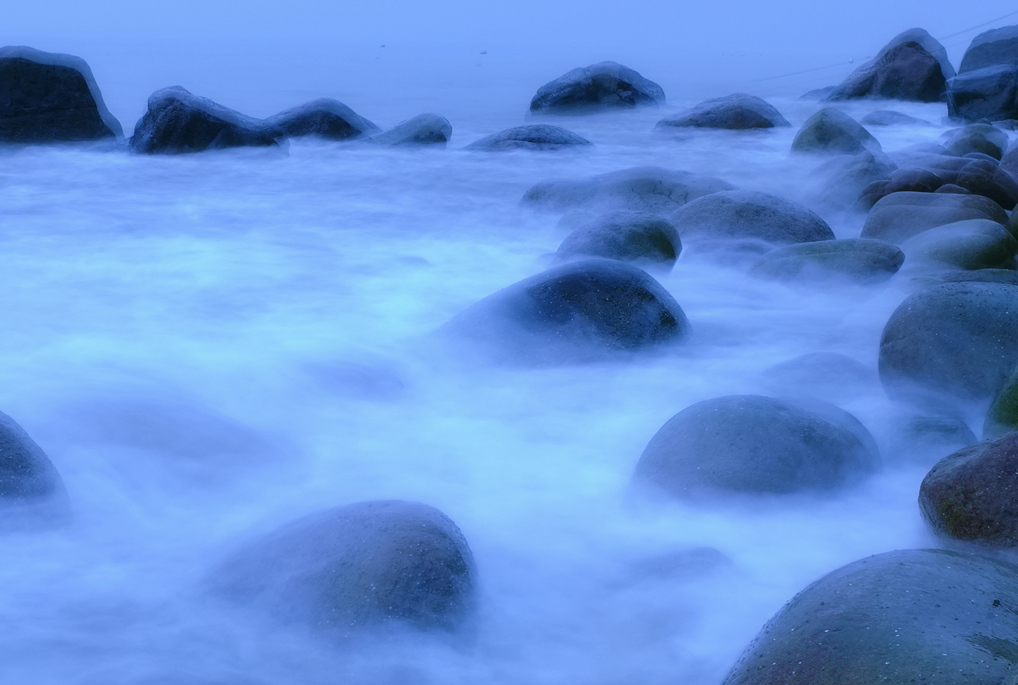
[[0, 45, 122, 142], [758, 352, 877, 404], [367, 114, 451, 146], [984, 365, 1018, 438], [655, 93, 788, 130], [529, 61, 664, 114], [1001, 145, 1018, 177], [898, 219, 1017, 272], [824, 28, 952, 102], [264, 99, 379, 140], [878, 282, 1018, 403], [947, 65, 1018, 122], [0, 410, 65, 503], [861, 191, 1007, 244], [749, 238, 904, 284], [631, 395, 879, 499], [211, 500, 476, 633], [859, 109, 932, 126], [442, 258, 689, 364], [935, 183, 972, 194], [886, 415, 977, 464], [955, 159, 1018, 210], [555, 211, 680, 267], [722, 549, 1018, 685], [810, 150, 897, 210], [857, 167, 943, 208], [959, 25, 1018, 73], [464, 124, 591, 151], [130, 87, 282, 154], [942, 124, 1008, 159], [521, 166, 735, 214], [790, 108, 881, 155], [939, 268, 1018, 285]]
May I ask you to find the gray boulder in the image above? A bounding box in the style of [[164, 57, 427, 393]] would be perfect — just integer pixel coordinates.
[[858, 167, 944, 208], [632, 395, 879, 500], [722, 549, 1018, 685], [211, 500, 476, 633], [861, 191, 1008, 244], [824, 28, 953, 102], [942, 124, 1009, 159], [555, 211, 680, 267], [955, 158, 1018, 210], [442, 258, 689, 364], [791, 108, 881, 155], [655, 93, 788, 130], [898, 219, 1018, 272], [859, 109, 932, 126], [749, 238, 904, 284], [959, 25, 1018, 73], [0, 45, 122, 142], [984, 364, 1018, 438], [529, 61, 664, 114], [464, 124, 591, 151], [367, 114, 451, 146], [264, 99, 378, 140], [947, 65, 1018, 122]]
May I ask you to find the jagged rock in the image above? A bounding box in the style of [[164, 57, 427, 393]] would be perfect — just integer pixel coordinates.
[[264, 99, 378, 140], [529, 61, 664, 114], [367, 114, 451, 146], [555, 211, 680, 267], [749, 238, 904, 284], [791, 108, 881, 155], [464, 124, 591, 151], [824, 28, 953, 102], [861, 191, 1008, 244], [655, 93, 788, 130], [859, 110, 932, 126], [959, 25, 1018, 73], [947, 65, 1018, 122], [898, 219, 1018, 272]]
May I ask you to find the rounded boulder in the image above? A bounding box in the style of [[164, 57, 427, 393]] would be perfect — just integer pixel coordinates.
[[555, 211, 680, 267], [655, 93, 789, 130], [529, 61, 664, 114]]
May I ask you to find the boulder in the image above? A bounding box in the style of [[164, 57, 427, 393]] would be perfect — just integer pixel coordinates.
[[529, 61, 664, 114], [824, 28, 952, 102], [722, 549, 1018, 685], [857, 167, 943, 208], [1001, 145, 1018, 178], [878, 282, 1018, 403], [130, 86, 282, 154], [211, 500, 476, 633], [810, 150, 897, 210], [521, 166, 735, 214], [940, 268, 1018, 285], [941, 124, 1008, 159], [554, 211, 681, 267], [757, 352, 877, 404], [955, 159, 1018, 210], [367, 114, 451, 146], [655, 93, 789, 130], [0, 45, 122, 142], [947, 65, 1018, 122], [264, 99, 378, 140], [790, 108, 881, 155], [442, 258, 689, 364], [889, 149, 971, 184], [631, 395, 879, 500], [898, 219, 1018, 272], [885, 415, 978, 465], [0, 410, 65, 503], [959, 25, 1018, 73], [861, 191, 1008, 244], [464, 124, 592, 151], [859, 109, 932, 126], [984, 364, 1018, 438], [749, 238, 904, 284], [935, 183, 973, 194]]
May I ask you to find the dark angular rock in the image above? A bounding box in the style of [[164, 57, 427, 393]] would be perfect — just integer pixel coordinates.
[[861, 191, 1008, 244], [749, 238, 904, 284], [0, 45, 122, 143], [959, 25, 1018, 73], [264, 99, 379, 140], [859, 109, 932, 126], [824, 28, 952, 102], [211, 500, 476, 633], [722, 549, 1018, 685], [655, 93, 788, 130], [947, 65, 1018, 122], [367, 114, 451, 146], [464, 124, 591, 151], [669, 190, 835, 247], [529, 61, 664, 114], [790, 108, 881, 155], [555, 211, 680, 267]]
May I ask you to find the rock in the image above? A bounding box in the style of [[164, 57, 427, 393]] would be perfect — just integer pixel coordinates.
[[859, 109, 932, 126], [939, 268, 1018, 285], [521, 166, 735, 214], [0, 410, 65, 503], [554, 211, 680, 267], [959, 25, 1018, 73], [947, 65, 1018, 122], [442, 258, 690, 364], [890, 149, 971, 184], [264, 99, 378, 140], [749, 238, 904, 284], [722, 549, 1018, 685], [631, 395, 879, 499], [857, 167, 943, 208], [886, 416, 978, 464], [942, 124, 1009, 159], [211, 500, 476, 633], [935, 183, 972, 194], [810, 150, 897, 210], [464, 124, 592, 151], [800, 86, 836, 100], [861, 191, 1008, 244], [879, 282, 1018, 403], [823, 28, 952, 102], [0, 45, 122, 142], [1001, 145, 1018, 177], [984, 365, 1018, 438], [367, 114, 451, 146], [898, 219, 1018, 272], [955, 159, 1018, 210], [758, 352, 877, 404], [790, 108, 881, 155], [655, 93, 789, 130], [529, 61, 665, 114], [130, 87, 282, 154]]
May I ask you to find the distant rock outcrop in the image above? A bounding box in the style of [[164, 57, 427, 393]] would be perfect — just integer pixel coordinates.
[[529, 61, 665, 114], [656, 93, 789, 130], [367, 113, 451, 145], [791, 108, 881, 155], [265, 99, 378, 140], [464, 124, 591, 151]]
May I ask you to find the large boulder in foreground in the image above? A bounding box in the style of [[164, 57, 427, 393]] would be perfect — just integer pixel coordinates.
[[367, 113, 451, 146], [264, 99, 378, 140], [464, 124, 591, 151], [824, 28, 953, 102], [959, 25, 1018, 73], [723, 549, 1018, 685], [211, 500, 476, 634], [442, 258, 689, 364], [632, 395, 879, 500], [529, 61, 665, 114], [555, 211, 681, 267], [861, 191, 1008, 244], [0, 45, 122, 143], [655, 93, 789, 130], [130, 86, 282, 154], [749, 238, 904, 285], [791, 108, 881, 155]]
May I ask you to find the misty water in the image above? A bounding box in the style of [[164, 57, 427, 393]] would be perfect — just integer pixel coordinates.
[[0, 46, 981, 684]]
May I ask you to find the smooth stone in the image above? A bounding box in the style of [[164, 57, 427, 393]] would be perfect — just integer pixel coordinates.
[[799, 86, 836, 100], [211, 500, 476, 633], [722, 549, 1018, 685], [861, 191, 1008, 244], [655, 93, 788, 130], [857, 167, 943, 208], [939, 268, 1018, 285], [790, 108, 881, 155], [521, 166, 735, 214], [859, 109, 932, 126], [0, 410, 65, 502], [632, 395, 879, 500], [955, 159, 1018, 210], [935, 183, 973, 194], [810, 149, 897, 210], [823, 28, 951, 102], [529, 61, 664, 114], [1001, 145, 1018, 178], [555, 211, 680, 267], [898, 219, 1018, 272], [886, 415, 978, 465], [942, 124, 1009, 159], [984, 365, 1018, 438], [0, 45, 122, 143], [947, 65, 1018, 122], [757, 352, 877, 404], [464, 124, 592, 151], [749, 238, 904, 284], [264, 99, 379, 140], [367, 114, 451, 146], [959, 25, 1018, 73]]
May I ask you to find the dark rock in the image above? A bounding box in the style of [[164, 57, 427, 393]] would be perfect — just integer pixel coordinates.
[[984, 365, 1018, 438], [632, 395, 879, 499], [947, 65, 1018, 122], [529, 61, 665, 114], [0, 410, 65, 502], [879, 282, 1018, 403], [367, 114, 451, 146], [823, 29, 952, 102], [0, 45, 122, 142], [655, 93, 789, 130], [959, 25, 1018, 73], [942, 124, 1008, 159], [264, 99, 378, 140], [211, 500, 476, 633], [890, 149, 970, 184], [857, 167, 943, 208], [130, 87, 282, 154], [790, 108, 881, 155], [955, 158, 1018, 210], [758, 352, 877, 404], [799, 86, 836, 100], [442, 258, 689, 364], [749, 238, 904, 284], [935, 183, 972, 194], [939, 268, 1018, 285], [555, 211, 680, 267], [722, 549, 1018, 685], [859, 109, 932, 126], [861, 191, 1007, 244], [898, 219, 1018, 272], [464, 124, 591, 151], [1001, 145, 1018, 177], [521, 166, 735, 214]]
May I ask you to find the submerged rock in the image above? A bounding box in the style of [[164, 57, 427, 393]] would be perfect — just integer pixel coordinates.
[[885, 415, 978, 465], [942, 124, 1008, 159], [0, 45, 122, 142], [791, 108, 881, 155], [898, 219, 1018, 272], [758, 352, 877, 404], [859, 109, 932, 126], [824, 28, 952, 102], [810, 149, 897, 210], [655, 93, 789, 130], [529, 61, 664, 114], [464, 124, 591, 151], [861, 191, 1008, 244], [367, 114, 451, 146], [264, 99, 379, 140], [749, 238, 904, 284], [555, 211, 680, 267], [858, 167, 944, 208]]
